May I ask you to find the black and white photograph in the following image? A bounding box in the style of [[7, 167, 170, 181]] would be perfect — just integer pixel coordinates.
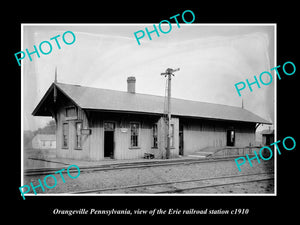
[[21, 24, 276, 197], [6, 3, 299, 220]]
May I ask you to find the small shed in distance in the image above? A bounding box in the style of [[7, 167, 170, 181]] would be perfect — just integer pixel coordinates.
[[261, 129, 274, 146], [32, 134, 56, 149]]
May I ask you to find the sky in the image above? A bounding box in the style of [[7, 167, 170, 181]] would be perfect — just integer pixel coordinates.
[[22, 24, 275, 131]]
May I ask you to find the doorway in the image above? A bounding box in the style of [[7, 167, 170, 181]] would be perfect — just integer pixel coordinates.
[[104, 122, 115, 158], [179, 124, 184, 156], [227, 129, 235, 146]]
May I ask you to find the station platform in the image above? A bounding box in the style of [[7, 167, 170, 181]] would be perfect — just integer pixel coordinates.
[[24, 146, 258, 170], [24, 155, 205, 170]]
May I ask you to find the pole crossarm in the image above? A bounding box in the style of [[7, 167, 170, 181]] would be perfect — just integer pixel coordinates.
[[161, 68, 180, 76]]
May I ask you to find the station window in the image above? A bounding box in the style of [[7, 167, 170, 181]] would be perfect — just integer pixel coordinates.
[[75, 121, 82, 149], [170, 124, 174, 148], [130, 122, 140, 147], [152, 124, 158, 148], [227, 129, 235, 146], [104, 122, 115, 131], [62, 122, 69, 148], [65, 106, 77, 119]]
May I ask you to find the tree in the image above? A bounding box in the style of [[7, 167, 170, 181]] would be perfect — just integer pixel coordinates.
[[23, 130, 35, 149], [34, 119, 56, 135], [24, 120, 56, 149]]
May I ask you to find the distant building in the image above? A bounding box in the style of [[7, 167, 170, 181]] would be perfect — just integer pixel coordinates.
[[261, 129, 274, 146], [32, 134, 56, 149], [32, 77, 271, 160]]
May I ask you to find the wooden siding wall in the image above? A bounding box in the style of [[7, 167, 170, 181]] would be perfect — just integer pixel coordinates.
[[181, 118, 256, 155], [56, 98, 90, 160], [88, 112, 160, 160], [235, 124, 256, 147], [54, 96, 255, 161]]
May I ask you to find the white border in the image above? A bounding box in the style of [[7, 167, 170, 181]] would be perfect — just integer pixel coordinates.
[[21, 23, 277, 198], [21, 23, 24, 187]]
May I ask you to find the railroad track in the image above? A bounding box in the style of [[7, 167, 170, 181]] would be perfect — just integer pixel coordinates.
[[69, 172, 274, 194], [24, 156, 244, 176]]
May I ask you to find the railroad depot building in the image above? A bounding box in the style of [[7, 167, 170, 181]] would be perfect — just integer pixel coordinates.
[[32, 77, 271, 161]]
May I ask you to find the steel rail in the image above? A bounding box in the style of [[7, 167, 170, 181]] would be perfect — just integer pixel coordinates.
[[24, 156, 247, 176], [69, 172, 274, 194], [156, 178, 274, 193]]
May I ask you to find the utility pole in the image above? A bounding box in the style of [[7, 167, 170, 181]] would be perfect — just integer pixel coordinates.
[[161, 68, 180, 159]]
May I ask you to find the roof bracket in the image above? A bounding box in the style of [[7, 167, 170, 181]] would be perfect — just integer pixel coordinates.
[[255, 123, 261, 130]]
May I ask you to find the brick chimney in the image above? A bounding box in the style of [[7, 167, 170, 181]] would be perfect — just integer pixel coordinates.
[[127, 76, 136, 93]]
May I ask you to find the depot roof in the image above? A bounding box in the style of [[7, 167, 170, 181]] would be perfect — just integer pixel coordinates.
[[32, 82, 271, 124]]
